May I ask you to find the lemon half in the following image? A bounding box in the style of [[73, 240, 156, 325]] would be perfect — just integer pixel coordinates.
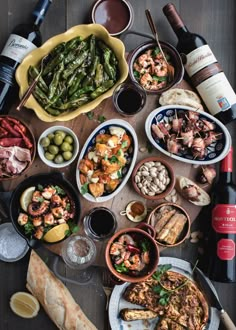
[[20, 186, 36, 212], [10, 291, 40, 318], [43, 223, 69, 243]]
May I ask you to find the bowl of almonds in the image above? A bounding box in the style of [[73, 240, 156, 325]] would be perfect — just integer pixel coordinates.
[[131, 157, 175, 200]]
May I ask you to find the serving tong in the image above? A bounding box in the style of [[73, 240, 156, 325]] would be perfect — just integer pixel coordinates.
[[16, 54, 49, 111], [145, 9, 175, 82]]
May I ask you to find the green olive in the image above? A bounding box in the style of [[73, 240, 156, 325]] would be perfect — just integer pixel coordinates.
[[64, 135, 74, 144], [63, 151, 73, 161], [54, 134, 64, 146], [55, 130, 66, 139], [54, 154, 64, 164], [60, 142, 71, 152], [48, 145, 59, 155], [47, 133, 55, 140], [68, 144, 73, 152], [40, 137, 50, 148], [45, 152, 55, 161]]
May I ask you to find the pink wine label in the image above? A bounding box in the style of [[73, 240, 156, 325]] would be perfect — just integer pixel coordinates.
[[217, 239, 235, 260], [212, 204, 236, 234]]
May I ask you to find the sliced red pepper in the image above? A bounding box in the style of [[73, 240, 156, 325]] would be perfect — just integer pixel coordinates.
[[126, 244, 140, 254], [1, 119, 21, 137], [0, 138, 23, 147], [13, 125, 33, 149]]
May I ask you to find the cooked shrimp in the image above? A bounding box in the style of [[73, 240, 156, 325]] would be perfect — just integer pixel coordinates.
[[140, 73, 153, 89], [110, 242, 124, 256], [18, 213, 28, 226], [137, 54, 154, 68], [32, 217, 43, 227], [152, 60, 168, 77], [118, 234, 135, 245], [34, 226, 44, 240], [42, 187, 56, 200], [43, 213, 54, 225], [124, 254, 145, 271], [51, 207, 64, 218], [51, 194, 62, 205], [32, 191, 42, 202], [141, 251, 150, 264]]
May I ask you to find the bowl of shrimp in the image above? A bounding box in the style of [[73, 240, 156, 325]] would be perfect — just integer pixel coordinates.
[[105, 225, 160, 283], [145, 105, 232, 165], [128, 40, 184, 93]]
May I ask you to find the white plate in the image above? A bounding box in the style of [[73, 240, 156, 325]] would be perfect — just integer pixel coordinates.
[[76, 119, 138, 202], [108, 256, 220, 330], [145, 105, 232, 165]]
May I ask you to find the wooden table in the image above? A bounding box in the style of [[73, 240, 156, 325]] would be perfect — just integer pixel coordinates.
[[0, 1, 236, 330]]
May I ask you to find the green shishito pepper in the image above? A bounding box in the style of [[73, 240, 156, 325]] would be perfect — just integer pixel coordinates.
[[29, 34, 119, 115]]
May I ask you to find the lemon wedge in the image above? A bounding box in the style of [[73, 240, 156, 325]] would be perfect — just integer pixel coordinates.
[[43, 223, 69, 243], [10, 291, 40, 318], [20, 186, 35, 212]]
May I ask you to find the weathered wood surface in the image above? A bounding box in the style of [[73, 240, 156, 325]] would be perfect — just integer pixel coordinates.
[[0, 1, 236, 330]]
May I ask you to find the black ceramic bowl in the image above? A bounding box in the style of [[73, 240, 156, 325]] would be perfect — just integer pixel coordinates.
[[9, 172, 81, 248], [128, 40, 184, 94]]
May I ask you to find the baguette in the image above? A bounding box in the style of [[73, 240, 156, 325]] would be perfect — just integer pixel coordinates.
[[120, 308, 158, 321], [26, 250, 97, 330], [175, 176, 211, 206]]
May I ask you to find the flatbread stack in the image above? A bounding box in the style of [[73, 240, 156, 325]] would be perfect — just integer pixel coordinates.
[[26, 250, 97, 330], [159, 88, 204, 110]]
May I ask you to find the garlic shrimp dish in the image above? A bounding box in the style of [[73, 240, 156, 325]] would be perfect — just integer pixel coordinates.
[[133, 47, 173, 91], [109, 232, 152, 277]]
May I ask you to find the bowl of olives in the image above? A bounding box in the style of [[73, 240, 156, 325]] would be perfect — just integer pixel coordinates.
[[37, 126, 79, 168]]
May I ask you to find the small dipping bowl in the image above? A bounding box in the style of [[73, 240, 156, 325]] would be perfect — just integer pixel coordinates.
[[147, 202, 191, 247], [83, 207, 117, 241], [112, 81, 147, 116], [61, 235, 97, 270], [120, 200, 147, 222], [91, 0, 134, 36]]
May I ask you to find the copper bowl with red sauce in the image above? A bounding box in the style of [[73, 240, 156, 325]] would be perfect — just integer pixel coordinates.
[[105, 225, 159, 283], [0, 115, 36, 181]]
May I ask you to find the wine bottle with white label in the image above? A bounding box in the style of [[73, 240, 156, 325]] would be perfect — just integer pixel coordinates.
[[163, 3, 236, 125], [206, 148, 236, 282], [0, 0, 52, 113]]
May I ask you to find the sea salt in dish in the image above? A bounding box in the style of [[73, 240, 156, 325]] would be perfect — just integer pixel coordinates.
[[61, 235, 96, 269], [0, 223, 29, 262]]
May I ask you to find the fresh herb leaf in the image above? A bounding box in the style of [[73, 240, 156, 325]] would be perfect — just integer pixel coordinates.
[[24, 221, 35, 235], [53, 185, 66, 196], [37, 197, 45, 203], [37, 184, 44, 191], [87, 111, 94, 120], [121, 140, 128, 148], [72, 225, 79, 233], [114, 263, 128, 273], [65, 203, 71, 211], [117, 149, 122, 156], [117, 170, 122, 179], [152, 47, 160, 56], [110, 155, 118, 163], [141, 239, 151, 252], [81, 183, 89, 195], [152, 264, 172, 281], [133, 70, 140, 79], [98, 115, 106, 123]]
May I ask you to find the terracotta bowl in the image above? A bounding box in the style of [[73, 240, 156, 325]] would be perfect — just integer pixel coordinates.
[[128, 40, 184, 94], [131, 156, 175, 200], [147, 202, 191, 247], [0, 115, 36, 181], [105, 226, 159, 283]]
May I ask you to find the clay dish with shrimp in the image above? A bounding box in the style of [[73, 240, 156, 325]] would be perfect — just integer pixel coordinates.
[[105, 227, 159, 283], [128, 40, 184, 94], [145, 105, 232, 165]]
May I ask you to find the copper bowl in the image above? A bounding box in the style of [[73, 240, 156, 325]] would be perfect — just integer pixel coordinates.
[[128, 39, 184, 94], [131, 157, 175, 200], [0, 115, 36, 181], [105, 226, 159, 283], [147, 202, 191, 247]]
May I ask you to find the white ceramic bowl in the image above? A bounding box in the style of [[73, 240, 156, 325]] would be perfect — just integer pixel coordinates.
[[76, 119, 138, 202], [38, 126, 79, 168], [145, 105, 232, 165]]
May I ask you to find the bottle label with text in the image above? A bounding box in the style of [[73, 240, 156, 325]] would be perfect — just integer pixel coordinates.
[[185, 45, 217, 77], [217, 239, 235, 260], [197, 72, 236, 115], [1, 34, 37, 63], [212, 204, 236, 234]]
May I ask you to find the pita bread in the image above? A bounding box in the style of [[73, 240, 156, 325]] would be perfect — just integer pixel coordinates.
[[159, 88, 203, 110], [26, 250, 97, 330]]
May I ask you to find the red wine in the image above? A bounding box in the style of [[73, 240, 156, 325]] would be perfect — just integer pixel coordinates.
[[163, 3, 236, 125], [207, 148, 236, 282], [0, 0, 52, 114], [84, 207, 117, 240]]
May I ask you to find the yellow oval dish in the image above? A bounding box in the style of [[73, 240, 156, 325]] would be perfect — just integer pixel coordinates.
[[15, 24, 128, 122]]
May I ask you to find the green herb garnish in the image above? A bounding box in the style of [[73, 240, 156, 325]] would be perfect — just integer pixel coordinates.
[[98, 115, 106, 123], [133, 70, 140, 79], [53, 185, 66, 196], [24, 221, 35, 236], [86, 111, 94, 120], [110, 155, 119, 163], [121, 140, 128, 149], [81, 183, 89, 195], [114, 263, 128, 273], [37, 184, 44, 191]]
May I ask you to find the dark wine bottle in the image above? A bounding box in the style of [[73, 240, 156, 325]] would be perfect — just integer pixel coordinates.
[[163, 3, 236, 125], [0, 0, 52, 114], [207, 147, 236, 282]]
